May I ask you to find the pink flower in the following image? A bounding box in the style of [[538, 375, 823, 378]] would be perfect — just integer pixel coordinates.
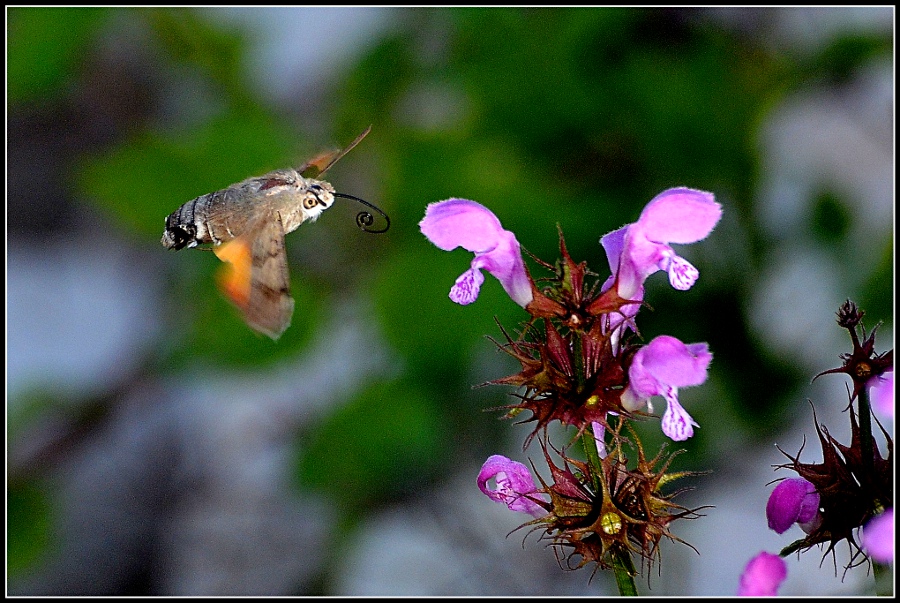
[[620, 335, 712, 441], [766, 478, 821, 535], [477, 454, 546, 517], [870, 371, 894, 419], [862, 508, 894, 564], [601, 187, 722, 303], [420, 199, 532, 307], [738, 551, 787, 596], [591, 421, 607, 458]]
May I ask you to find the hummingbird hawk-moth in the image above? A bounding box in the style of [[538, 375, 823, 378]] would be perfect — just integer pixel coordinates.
[[161, 125, 389, 340]]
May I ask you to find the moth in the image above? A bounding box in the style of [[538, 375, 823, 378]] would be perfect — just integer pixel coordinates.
[[161, 125, 388, 340]]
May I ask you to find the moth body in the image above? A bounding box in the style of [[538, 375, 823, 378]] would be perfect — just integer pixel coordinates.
[[160, 125, 383, 340], [160, 169, 336, 251]]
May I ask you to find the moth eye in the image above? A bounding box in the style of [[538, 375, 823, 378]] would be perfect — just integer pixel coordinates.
[[303, 196, 318, 210]]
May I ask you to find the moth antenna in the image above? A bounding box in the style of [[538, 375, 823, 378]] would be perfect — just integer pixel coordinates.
[[334, 192, 390, 234]]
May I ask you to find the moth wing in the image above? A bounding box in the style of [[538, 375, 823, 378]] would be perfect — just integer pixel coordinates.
[[213, 213, 294, 340], [297, 149, 341, 180], [297, 125, 372, 179]]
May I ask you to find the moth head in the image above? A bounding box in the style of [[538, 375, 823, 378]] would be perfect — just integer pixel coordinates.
[[299, 180, 336, 222], [161, 213, 197, 250]]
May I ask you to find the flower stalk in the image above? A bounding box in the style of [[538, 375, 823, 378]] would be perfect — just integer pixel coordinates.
[[857, 384, 875, 494], [749, 300, 893, 596], [612, 549, 639, 596]]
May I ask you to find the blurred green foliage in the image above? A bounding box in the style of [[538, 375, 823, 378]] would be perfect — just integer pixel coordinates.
[[7, 7, 109, 104], [296, 377, 443, 515], [7, 6, 893, 591], [7, 482, 52, 577], [143, 8, 247, 95], [79, 108, 297, 241]]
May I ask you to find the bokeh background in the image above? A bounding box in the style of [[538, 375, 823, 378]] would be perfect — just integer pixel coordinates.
[[6, 7, 894, 596]]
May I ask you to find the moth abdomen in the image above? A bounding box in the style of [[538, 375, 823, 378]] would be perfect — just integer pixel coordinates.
[[160, 220, 196, 250], [161, 195, 203, 250], [161, 188, 231, 250]]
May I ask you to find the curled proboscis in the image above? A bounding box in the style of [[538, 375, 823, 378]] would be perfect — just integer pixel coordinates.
[[334, 193, 390, 233]]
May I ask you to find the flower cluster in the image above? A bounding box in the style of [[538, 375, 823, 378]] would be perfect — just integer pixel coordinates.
[[421, 188, 721, 588], [740, 301, 894, 596]]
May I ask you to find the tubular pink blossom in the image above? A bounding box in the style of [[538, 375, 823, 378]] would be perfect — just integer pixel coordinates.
[[591, 421, 607, 458], [862, 508, 893, 564], [738, 551, 787, 596], [420, 199, 533, 307], [602, 187, 721, 302], [621, 335, 712, 441], [766, 478, 821, 535], [477, 454, 546, 517], [869, 371, 894, 419]]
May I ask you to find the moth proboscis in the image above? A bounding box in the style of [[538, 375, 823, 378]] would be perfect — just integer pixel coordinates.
[[161, 125, 389, 340]]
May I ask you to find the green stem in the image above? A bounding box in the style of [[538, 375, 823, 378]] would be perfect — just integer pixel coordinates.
[[580, 428, 638, 596], [612, 549, 639, 596], [857, 381, 893, 598], [572, 329, 586, 391], [857, 386, 875, 487], [577, 329, 601, 494], [873, 561, 893, 596], [581, 426, 602, 494], [573, 329, 638, 596]]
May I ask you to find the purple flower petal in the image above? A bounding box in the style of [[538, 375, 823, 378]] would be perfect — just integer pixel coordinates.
[[766, 478, 820, 534], [665, 254, 699, 290], [660, 391, 698, 441], [477, 454, 545, 516], [421, 199, 533, 307], [449, 267, 484, 305], [623, 336, 711, 441], [870, 372, 894, 419], [637, 337, 712, 389], [591, 421, 607, 458], [600, 225, 627, 281], [420, 198, 505, 252], [602, 187, 721, 301], [738, 551, 787, 596], [862, 508, 894, 564], [638, 187, 722, 245]]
